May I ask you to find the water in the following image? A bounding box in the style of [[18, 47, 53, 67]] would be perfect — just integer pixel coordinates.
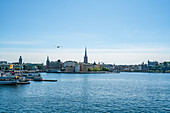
[[0, 72, 170, 112]]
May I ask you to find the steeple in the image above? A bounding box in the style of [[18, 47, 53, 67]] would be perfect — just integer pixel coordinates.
[[84, 47, 88, 64], [85, 47, 87, 57], [46, 56, 50, 68]]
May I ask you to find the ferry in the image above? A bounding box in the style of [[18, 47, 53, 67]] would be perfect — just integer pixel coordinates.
[[25, 73, 43, 81], [0, 76, 18, 85]]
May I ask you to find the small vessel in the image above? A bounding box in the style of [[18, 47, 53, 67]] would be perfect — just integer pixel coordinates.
[[25, 73, 43, 81], [0, 76, 18, 85], [33, 76, 43, 81]]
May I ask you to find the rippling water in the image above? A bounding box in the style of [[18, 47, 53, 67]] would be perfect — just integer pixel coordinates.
[[0, 72, 170, 112]]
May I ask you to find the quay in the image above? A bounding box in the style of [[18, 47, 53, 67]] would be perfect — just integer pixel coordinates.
[[34, 79, 57, 82]]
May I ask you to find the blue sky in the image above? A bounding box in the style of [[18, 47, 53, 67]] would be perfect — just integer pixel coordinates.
[[0, 0, 170, 64]]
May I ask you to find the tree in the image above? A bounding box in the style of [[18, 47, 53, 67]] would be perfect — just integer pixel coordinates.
[[163, 62, 168, 68], [102, 67, 110, 71], [88, 68, 101, 71], [88, 68, 92, 71], [93, 68, 101, 71]]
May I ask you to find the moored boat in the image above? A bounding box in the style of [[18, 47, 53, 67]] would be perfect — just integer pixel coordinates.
[[25, 73, 43, 81], [0, 76, 18, 85]]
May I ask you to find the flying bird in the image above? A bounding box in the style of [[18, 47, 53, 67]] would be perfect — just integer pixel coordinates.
[[57, 46, 61, 48], [53, 45, 62, 48]]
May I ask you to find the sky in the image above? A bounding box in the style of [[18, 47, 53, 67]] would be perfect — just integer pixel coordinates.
[[0, 0, 170, 64]]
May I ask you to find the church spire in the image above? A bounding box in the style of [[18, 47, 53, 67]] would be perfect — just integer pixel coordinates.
[[46, 56, 50, 68], [84, 47, 88, 64], [85, 47, 87, 57]]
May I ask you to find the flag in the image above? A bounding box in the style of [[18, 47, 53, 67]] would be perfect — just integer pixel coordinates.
[[10, 65, 13, 69]]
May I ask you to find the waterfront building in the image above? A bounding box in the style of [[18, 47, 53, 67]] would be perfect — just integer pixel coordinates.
[[92, 62, 98, 68], [80, 63, 94, 72], [63, 61, 80, 72], [97, 63, 101, 69], [148, 60, 158, 68], [84, 47, 88, 64], [0, 61, 7, 64], [0, 61, 8, 71], [141, 62, 149, 72], [26, 63, 44, 71], [63, 61, 77, 67], [75, 63, 80, 72], [0, 63, 10, 71], [46, 57, 63, 72], [65, 66, 75, 72], [12, 62, 20, 70], [102, 64, 115, 72]]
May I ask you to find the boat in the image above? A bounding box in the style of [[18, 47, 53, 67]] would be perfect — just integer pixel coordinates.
[[0, 76, 18, 85], [46, 69, 61, 73], [25, 73, 43, 81], [33, 76, 43, 81]]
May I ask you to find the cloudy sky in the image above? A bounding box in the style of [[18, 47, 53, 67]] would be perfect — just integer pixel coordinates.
[[0, 0, 170, 64]]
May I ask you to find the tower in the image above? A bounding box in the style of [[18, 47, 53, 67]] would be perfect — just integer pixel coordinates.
[[19, 56, 22, 65], [84, 47, 88, 64], [46, 56, 50, 68]]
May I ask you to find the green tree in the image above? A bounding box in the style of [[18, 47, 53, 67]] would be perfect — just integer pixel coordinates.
[[165, 70, 170, 73], [93, 68, 101, 71], [102, 67, 110, 71], [88, 68, 101, 71], [88, 68, 92, 71]]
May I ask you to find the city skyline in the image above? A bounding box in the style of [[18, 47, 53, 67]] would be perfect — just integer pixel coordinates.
[[0, 47, 168, 65], [1, 0, 170, 64]]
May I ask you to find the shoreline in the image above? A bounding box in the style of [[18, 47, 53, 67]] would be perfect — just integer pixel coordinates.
[[46, 71, 120, 74], [2, 70, 170, 74]]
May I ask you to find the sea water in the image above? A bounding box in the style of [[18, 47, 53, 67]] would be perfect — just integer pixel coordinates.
[[0, 72, 170, 112]]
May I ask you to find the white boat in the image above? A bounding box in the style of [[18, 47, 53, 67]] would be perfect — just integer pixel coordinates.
[[0, 76, 18, 85]]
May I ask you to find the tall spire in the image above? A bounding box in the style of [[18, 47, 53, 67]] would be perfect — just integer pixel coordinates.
[[85, 47, 87, 57], [47, 56, 49, 62], [46, 56, 50, 67], [84, 47, 88, 64]]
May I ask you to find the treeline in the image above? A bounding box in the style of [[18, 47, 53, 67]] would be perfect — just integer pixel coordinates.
[[88, 67, 110, 71], [148, 62, 170, 73]]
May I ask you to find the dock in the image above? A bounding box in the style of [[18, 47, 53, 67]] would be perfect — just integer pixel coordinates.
[[34, 79, 57, 82]]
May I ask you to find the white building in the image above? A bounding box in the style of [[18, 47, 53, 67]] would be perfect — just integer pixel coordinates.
[[75, 64, 80, 72]]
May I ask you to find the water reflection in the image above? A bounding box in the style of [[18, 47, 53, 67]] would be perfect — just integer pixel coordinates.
[[81, 75, 89, 111]]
